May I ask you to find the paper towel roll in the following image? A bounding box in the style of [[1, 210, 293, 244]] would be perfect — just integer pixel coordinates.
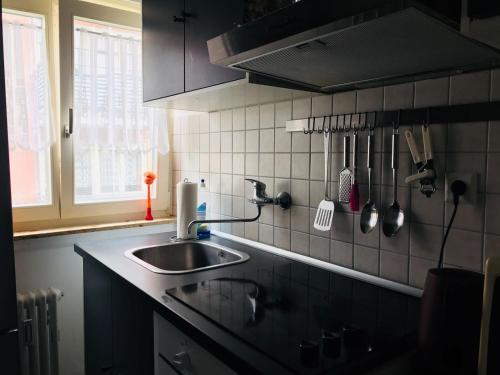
[[177, 180, 198, 239]]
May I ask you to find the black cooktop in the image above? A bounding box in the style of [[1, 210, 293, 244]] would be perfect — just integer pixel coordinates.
[[166, 261, 420, 374]]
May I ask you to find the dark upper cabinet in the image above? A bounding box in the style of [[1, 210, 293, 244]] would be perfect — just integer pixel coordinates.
[[142, 0, 245, 102], [184, 0, 245, 92], [142, 0, 185, 101]]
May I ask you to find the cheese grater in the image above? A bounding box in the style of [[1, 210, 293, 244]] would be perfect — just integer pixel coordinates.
[[338, 135, 352, 203]]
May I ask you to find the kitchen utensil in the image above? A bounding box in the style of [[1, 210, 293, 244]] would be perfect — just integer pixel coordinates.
[[404, 125, 437, 197], [360, 130, 378, 233], [338, 135, 352, 203], [314, 131, 335, 231], [349, 131, 360, 211], [382, 128, 404, 237]]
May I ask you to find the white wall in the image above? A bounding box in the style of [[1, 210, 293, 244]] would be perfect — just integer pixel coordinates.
[[14, 224, 174, 375]]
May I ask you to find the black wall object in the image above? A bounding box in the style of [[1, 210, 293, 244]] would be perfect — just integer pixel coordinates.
[[418, 268, 484, 375]]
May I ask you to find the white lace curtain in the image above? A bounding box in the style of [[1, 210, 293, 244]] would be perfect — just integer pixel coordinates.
[[74, 26, 169, 154], [3, 16, 54, 151]]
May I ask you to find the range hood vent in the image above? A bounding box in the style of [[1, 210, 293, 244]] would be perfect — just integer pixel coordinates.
[[208, 1, 500, 93]]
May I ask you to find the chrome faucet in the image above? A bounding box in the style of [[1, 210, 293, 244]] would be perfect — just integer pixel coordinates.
[[187, 178, 291, 233]]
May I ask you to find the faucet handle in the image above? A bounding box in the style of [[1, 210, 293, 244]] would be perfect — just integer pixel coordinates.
[[245, 178, 267, 193]]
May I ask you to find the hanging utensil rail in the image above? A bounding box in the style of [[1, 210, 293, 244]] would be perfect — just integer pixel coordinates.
[[287, 100, 500, 133]]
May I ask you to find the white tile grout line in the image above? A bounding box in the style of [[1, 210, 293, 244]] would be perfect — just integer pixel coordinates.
[[212, 229, 422, 298]]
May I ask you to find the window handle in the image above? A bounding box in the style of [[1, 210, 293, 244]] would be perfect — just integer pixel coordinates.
[[64, 108, 73, 138]]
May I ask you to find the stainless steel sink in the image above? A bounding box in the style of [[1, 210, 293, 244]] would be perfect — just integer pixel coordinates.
[[124, 241, 250, 274]]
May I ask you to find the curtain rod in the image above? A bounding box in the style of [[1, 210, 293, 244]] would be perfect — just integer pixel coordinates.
[[75, 27, 140, 42]]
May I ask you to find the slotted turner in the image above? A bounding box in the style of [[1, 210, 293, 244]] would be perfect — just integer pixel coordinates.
[[314, 131, 334, 231]]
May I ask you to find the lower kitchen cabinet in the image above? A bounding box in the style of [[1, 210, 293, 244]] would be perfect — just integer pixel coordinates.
[[83, 259, 153, 375]]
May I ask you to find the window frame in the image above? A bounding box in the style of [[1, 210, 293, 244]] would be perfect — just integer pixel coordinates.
[[7, 0, 171, 231], [59, 0, 170, 221], [4, 0, 62, 225]]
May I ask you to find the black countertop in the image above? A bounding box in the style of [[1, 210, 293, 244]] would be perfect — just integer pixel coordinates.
[[75, 229, 420, 374]]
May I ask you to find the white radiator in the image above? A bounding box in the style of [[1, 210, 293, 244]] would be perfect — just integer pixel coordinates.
[[17, 288, 63, 375]]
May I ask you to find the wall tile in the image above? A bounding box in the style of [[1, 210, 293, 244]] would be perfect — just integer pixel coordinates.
[[245, 153, 259, 175], [232, 196, 245, 218], [289, 231, 308, 257], [260, 129, 275, 153], [330, 240, 353, 268], [414, 77, 449, 107], [489, 122, 500, 152], [354, 215, 379, 248], [291, 154, 310, 179], [221, 132, 232, 153], [233, 153, 245, 175], [291, 179, 309, 206], [209, 153, 220, 173], [292, 132, 310, 153], [309, 235, 330, 261], [200, 134, 210, 153], [275, 127, 291, 153], [233, 131, 245, 152], [380, 224, 409, 255], [312, 95, 333, 116], [380, 251, 408, 283], [309, 180, 324, 208], [409, 256, 435, 289], [221, 153, 232, 174], [291, 205, 310, 233], [331, 212, 353, 243], [292, 97, 311, 119], [447, 122, 488, 152], [384, 83, 414, 110], [274, 154, 291, 178], [199, 113, 210, 133], [484, 234, 500, 264], [444, 228, 483, 272], [486, 153, 500, 193], [310, 153, 324, 181], [209, 112, 220, 132], [245, 130, 259, 153], [259, 153, 275, 177], [245, 222, 259, 241], [233, 108, 245, 131], [274, 205, 291, 229], [220, 194, 232, 216], [275, 101, 292, 128], [333, 91, 356, 114], [444, 194, 484, 232], [221, 110, 232, 132], [410, 223, 442, 261], [411, 187, 444, 226], [450, 70, 490, 104], [259, 224, 274, 245], [199, 154, 209, 173], [232, 175, 245, 197], [274, 227, 291, 250], [232, 222, 245, 237], [246, 105, 259, 129], [220, 174, 232, 196], [357, 87, 383, 112], [354, 245, 379, 276], [485, 194, 500, 235], [260, 103, 275, 129]]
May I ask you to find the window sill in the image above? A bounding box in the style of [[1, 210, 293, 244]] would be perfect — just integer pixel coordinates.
[[14, 216, 176, 240]]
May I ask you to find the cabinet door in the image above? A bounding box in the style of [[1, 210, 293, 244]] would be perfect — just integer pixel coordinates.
[[83, 260, 113, 375], [142, 0, 185, 101], [184, 0, 245, 92]]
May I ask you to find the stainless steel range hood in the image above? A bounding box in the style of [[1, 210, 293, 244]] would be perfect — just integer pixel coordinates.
[[207, 0, 500, 93]]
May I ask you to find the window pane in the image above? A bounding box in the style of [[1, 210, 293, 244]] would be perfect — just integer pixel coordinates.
[[3, 10, 53, 207], [73, 19, 159, 204]]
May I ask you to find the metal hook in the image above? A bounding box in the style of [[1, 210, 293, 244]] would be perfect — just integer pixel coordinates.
[[309, 117, 316, 134], [318, 116, 326, 134], [303, 117, 311, 134], [331, 115, 338, 133], [345, 114, 352, 132], [325, 116, 332, 133], [423, 108, 430, 129], [359, 113, 367, 131]]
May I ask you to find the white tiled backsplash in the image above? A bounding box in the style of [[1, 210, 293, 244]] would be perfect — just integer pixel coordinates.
[[171, 69, 500, 289]]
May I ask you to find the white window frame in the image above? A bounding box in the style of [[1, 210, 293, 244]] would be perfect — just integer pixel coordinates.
[[59, 0, 170, 221], [5, 0, 61, 225]]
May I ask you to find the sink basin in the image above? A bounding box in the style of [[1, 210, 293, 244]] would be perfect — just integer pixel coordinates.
[[124, 241, 250, 274]]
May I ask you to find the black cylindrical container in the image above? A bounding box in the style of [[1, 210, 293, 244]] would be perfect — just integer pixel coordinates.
[[418, 268, 484, 375]]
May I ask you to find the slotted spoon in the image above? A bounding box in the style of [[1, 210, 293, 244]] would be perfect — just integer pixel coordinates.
[[314, 130, 334, 231]]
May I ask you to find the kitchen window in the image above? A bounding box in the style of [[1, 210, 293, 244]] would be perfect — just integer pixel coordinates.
[[5, 0, 171, 231], [2, 10, 54, 208]]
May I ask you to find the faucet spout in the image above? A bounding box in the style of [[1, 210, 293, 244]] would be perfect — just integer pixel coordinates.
[[187, 205, 262, 233]]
